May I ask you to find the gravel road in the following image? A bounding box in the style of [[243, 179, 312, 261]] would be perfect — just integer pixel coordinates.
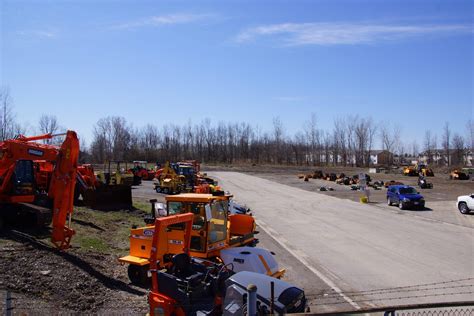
[[210, 171, 474, 311]]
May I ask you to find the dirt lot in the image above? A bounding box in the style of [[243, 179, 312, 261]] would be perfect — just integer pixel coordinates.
[[0, 201, 154, 315]]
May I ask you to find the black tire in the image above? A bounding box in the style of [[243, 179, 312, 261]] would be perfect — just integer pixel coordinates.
[[458, 202, 470, 214], [162, 187, 169, 195], [155, 186, 161, 193], [399, 201, 404, 210], [387, 198, 392, 206], [127, 264, 150, 286]]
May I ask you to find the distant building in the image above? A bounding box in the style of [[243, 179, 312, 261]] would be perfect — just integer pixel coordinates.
[[369, 150, 394, 166], [419, 148, 473, 166]]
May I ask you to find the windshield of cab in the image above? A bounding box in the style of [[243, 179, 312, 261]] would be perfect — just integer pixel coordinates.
[[167, 201, 183, 215], [208, 200, 227, 244]]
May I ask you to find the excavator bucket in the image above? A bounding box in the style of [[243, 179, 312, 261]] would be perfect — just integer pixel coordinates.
[[79, 184, 132, 210]]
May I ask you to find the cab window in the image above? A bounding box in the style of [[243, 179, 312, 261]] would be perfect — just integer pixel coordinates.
[[190, 202, 206, 230], [168, 201, 183, 215], [208, 201, 227, 244]]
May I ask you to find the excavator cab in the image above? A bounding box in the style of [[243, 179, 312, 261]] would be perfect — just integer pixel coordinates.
[[11, 160, 35, 196]]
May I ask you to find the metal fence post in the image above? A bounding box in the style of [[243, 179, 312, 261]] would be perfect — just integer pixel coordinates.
[[247, 284, 257, 316]]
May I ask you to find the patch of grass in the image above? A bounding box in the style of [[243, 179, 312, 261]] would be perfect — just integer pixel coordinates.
[[74, 236, 108, 253], [133, 201, 150, 212], [70, 206, 146, 255]]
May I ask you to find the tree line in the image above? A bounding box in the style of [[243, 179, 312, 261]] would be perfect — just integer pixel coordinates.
[[1, 87, 473, 167], [87, 115, 473, 167]]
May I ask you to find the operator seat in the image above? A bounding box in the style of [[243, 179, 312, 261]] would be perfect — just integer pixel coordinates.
[[171, 253, 204, 286]]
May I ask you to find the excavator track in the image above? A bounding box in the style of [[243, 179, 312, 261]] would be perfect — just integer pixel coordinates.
[[19, 202, 52, 227]]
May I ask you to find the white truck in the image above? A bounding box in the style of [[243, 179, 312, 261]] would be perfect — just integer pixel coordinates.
[[457, 194, 474, 214]]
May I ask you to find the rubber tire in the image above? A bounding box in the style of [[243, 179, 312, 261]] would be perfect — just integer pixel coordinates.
[[458, 202, 470, 214], [162, 187, 169, 195], [128, 264, 150, 286], [155, 187, 161, 193], [399, 201, 404, 210], [387, 198, 392, 206]]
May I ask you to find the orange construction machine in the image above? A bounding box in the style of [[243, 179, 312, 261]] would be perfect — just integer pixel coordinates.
[[148, 214, 304, 316], [148, 212, 226, 315], [119, 193, 267, 285], [0, 131, 79, 250]]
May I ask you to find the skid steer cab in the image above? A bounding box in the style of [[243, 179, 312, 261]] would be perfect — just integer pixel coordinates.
[[119, 193, 285, 285]]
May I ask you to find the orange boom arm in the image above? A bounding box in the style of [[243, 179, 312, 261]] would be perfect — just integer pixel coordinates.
[[49, 131, 79, 250]]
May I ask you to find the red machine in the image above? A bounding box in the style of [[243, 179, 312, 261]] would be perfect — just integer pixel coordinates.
[[0, 131, 79, 250], [130, 161, 155, 181]]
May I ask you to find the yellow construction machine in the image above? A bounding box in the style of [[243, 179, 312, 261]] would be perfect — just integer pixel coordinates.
[[154, 162, 189, 194], [96, 161, 135, 186], [403, 162, 434, 177]]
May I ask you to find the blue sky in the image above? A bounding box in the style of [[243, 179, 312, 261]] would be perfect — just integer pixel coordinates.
[[1, 0, 473, 148]]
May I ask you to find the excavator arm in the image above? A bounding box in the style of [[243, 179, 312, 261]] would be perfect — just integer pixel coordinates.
[[48, 131, 79, 250]]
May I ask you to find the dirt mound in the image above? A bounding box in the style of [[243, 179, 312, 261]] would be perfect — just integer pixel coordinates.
[[0, 231, 148, 314]]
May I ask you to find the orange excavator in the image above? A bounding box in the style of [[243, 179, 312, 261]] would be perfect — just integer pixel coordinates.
[[0, 131, 79, 250]]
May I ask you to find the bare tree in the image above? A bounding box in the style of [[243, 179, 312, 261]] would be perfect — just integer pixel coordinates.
[[38, 114, 61, 144], [423, 130, 438, 165], [352, 117, 376, 166], [272, 117, 285, 164], [304, 113, 319, 165], [90, 116, 132, 162], [380, 123, 401, 165], [0, 87, 16, 140], [411, 141, 419, 158], [442, 122, 451, 166], [452, 134, 465, 166]]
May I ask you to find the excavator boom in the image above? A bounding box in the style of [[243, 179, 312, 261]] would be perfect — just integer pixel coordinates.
[[49, 131, 79, 249]]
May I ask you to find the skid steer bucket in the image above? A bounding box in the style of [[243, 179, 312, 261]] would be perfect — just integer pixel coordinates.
[[79, 184, 132, 210]]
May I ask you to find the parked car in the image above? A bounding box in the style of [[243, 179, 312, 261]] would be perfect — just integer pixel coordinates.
[[457, 194, 474, 214], [387, 185, 425, 210]]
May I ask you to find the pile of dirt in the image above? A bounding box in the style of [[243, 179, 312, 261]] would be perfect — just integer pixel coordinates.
[[0, 231, 148, 314]]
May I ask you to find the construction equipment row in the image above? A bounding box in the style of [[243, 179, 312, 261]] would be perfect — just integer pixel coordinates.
[[0, 131, 307, 315]]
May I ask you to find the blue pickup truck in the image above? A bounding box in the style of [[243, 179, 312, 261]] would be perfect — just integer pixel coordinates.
[[387, 185, 425, 210]]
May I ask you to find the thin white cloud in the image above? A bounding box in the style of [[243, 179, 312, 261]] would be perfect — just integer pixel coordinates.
[[235, 22, 473, 46], [17, 30, 57, 39], [113, 13, 217, 29]]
